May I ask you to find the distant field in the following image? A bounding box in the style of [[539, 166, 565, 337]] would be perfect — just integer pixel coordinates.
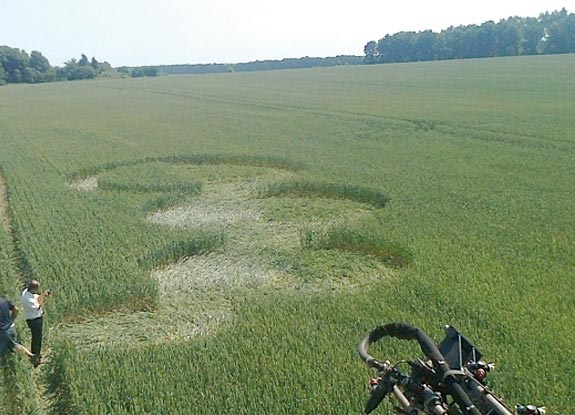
[[0, 54, 574, 414]]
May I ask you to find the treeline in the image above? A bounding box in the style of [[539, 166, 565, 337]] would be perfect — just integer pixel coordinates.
[[117, 66, 161, 78], [60, 54, 116, 80], [0, 48, 120, 85], [156, 55, 363, 75], [0, 46, 56, 84], [1, 49, 360, 84], [3, 8, 574, 85], [365, 8, 575, 64]]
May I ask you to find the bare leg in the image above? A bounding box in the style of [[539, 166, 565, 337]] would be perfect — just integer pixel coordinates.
[[14, 343, 34, 358]]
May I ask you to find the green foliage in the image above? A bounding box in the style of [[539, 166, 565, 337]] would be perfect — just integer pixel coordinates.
[[0, 46, 54, 83], [62, 59, 97, 80], [0, 357, 43, 415], [540, 9, 575, 54], [0, 202, 43, 414], [156, 55, 364, 75], [130, 66, 161, 77], [47, 293, 374, 415], [0, 47, 118, 84], [29, 51, 51, 74], [60, 54, 117, 81], [158, 153, 302, 171], [259, 181, 390, 209], [68, 153, 300, 182], [366, 8, 575, 63], [300, 224, 413, 268], [138, 232, 226, 270], [98, 179, 202, 194]]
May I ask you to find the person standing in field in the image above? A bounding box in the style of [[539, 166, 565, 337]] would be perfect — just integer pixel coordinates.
[[0, 294, 35, 361], [21, 280, 51, 367]]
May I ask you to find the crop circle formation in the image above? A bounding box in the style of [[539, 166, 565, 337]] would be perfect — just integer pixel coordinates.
[[65, 153, 408, 347]]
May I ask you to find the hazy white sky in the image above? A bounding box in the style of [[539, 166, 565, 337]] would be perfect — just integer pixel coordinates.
[[1, 0, 572, 67]]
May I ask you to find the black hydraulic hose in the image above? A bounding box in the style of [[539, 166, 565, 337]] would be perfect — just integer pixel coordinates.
[[359, 322, 444, 367], [359, 322, 482, 415]]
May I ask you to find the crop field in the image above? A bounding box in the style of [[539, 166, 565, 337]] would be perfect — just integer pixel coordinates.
[[0, 54, 574, 414]]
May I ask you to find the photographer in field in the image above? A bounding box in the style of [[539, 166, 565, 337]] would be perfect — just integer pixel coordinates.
[[21, 280, 52, 367]]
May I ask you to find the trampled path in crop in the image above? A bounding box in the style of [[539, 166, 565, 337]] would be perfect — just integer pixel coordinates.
[[0, 173, 10, 233], [0, 171, 55, 414], [63, 159, 393, 349]]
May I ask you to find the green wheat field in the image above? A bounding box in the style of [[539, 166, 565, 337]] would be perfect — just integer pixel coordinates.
[[1, 54, 574, 414]]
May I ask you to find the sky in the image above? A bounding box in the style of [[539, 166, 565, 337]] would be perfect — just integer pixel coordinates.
[[0, 0, 572, 67]]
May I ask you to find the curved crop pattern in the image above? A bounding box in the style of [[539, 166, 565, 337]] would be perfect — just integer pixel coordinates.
[[62, 152, 411, 348]]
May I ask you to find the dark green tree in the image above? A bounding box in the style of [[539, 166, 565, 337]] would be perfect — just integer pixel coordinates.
[[62, 58, 96, 80], [131, 66, 160, 77], [458, 25, 483, 58], [29, 51, 50, 73], [411, 30, 436, 61], [434, 28, 459, 60], [0, 46, 29, 82], [0, 46, 118, 84], [477, 21, 497, 57], [78, 54, 89, 66], [27, 50, 52, 82], [494, 18, 521, 56], [364, 41, 379, 64], [91, 57, 99, 70], [520, 17, 544, 54], [542, 9, 575, 53]]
